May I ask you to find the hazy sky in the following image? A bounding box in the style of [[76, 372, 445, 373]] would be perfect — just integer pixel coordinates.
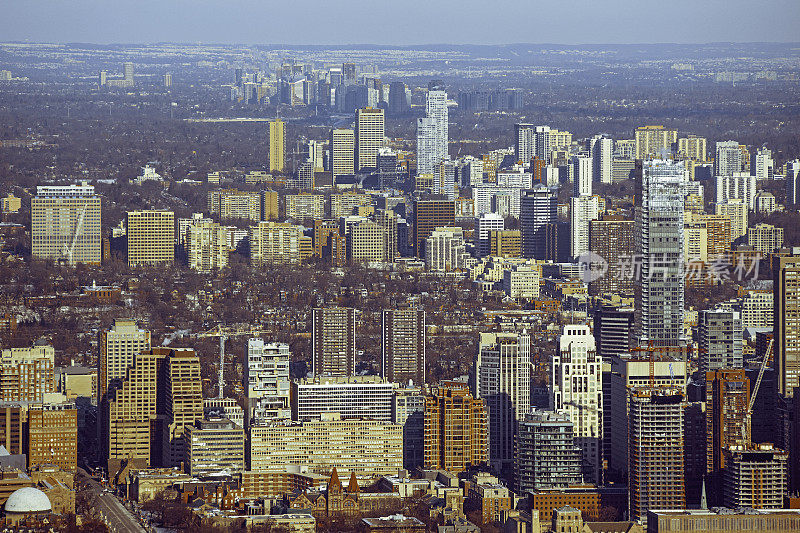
[[2, 0, 799, 45]]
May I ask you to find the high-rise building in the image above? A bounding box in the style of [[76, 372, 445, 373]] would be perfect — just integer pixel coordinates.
[[249, 412, 403, 477], [312, 307, 356, 377], [126, 210, 175, 267], [285, 193, 325, 220], [774, 256, 800, 397], [699, 309, 743, 372], [331, 192, 372, 219], [163, 73, 172, 88], [329, 128, 355, 182], [186, 417, 245, 477], [571, 155, 593, 196], [475, 332, 530, 475], [382, 309, 425, 385], [375, 208, 398, 262], [520, 185, 557, 259], [552, 325, 602, 485], [634, 125, 677, 159], [187, 221, 228, 272], [268, 119, 286, 173], [98, 319, 151, 409], [628, 387, 686, 524], [208, 189, 261, 221], [570, 195, 600, 259], [589, 215, 635, 296], [590, 136, 613, 185], [593, 306, 634, 360], [123, 62, 134, 83], [715, 174, 757, 210], [425, 227, 469, 271], [714, 200, 748, 241], [515, 410, 584, 493], [634, 160, 687, 348], [489, 230, 521, 258], [393, 387, 426, 469], [249, 221, 303, 266], [291, 376, 394, 422], [677, 135, 707, 161], [515, 123, 537, 163], [27, 403, 78, 472], [31, 183, 102, 265], [747, 223, 783, 255], [424, 382, 488, 474], [160, 348, 203, 468], [0, 345, 55, 402], [416, 90, 448, 174], [246, 338, 291, 425], [715, 140, 742, 176], [412, 200, 455, 258], [346, 220, 387, 264], [388, 82, 409, 115], [723, 444, 788, 509], [355, 107, 384, 170], [785, 159, 800, 205], [706, 369, 750, 503]]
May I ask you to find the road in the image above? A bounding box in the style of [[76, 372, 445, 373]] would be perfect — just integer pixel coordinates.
[[78, 469, 147, 533]]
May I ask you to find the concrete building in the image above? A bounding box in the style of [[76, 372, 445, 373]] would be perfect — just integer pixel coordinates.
[[249, 221, 303, 266], [594, 306, 634, 360], [346, 220, 387, 264], [424, 382, 488, 474], [634, 126, 677, 159], [0, 345, 55, 402], [416, 90, 448, 175], [570, 195, 600, 259], [285, 193, 325, 220], [27, 403, 78, 472], [187, 221, 229, 272], [747, 223, 783, 255], [723, 444, 788, 509], [677, 135, 707, 161], [392, 387, 426, 469], [249, 413, 403, 477], [291, 376, 393, 422], [330, 129, 355, 181], [204, 397, 244, 428], [774, 256, 800, 397], [355, 107, 385, 170], [425, 227, 469, 271], [502, 266, 540, 299], [571, 155, 593, 197], [126, 210, 175, 267], [312, 307, 356, 377], [515, 410, 583, 493], [589, 215, 635, 296], [552, 325, 602, 485], [698, 309, 743, 372], [714, 199, 747, 241], [268, 119, 285, 173], [246, 339, 290, 424], [382, 308, 425, 385], [331, 192, 372, 219], [628, 388, 685, 524], [413, 200, 455, 258], [475, 213, 505, 258], [521, 185, 557, 259], [715, 174, 756, 210], [715, 140, 742, 176], [208, 189, 261, 221], [31, 183, 101, 265], [590, 135, 613, 185], [186, 417, 245, 476]]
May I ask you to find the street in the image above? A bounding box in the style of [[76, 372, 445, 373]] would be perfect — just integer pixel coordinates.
[[78, 469, 147, 533]]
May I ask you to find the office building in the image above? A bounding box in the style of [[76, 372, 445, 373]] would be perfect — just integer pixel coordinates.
[[312, 307, 356, 377], [126, 210, 175, 267], [723, 444, 788, 509], [313, 219, 346, 266], [634, 126, 677, 159], [186, 417, 246, 477], [475, 332, 530, 475], [31, 183, 101, 265], [698, 309, 743, 372], [292, 377, 393, 422], [489, 230, 521, 258], [416, 90, 448, 175], [774, 256, 800, 397], [706, 369, 749, 503], [249, 221, 303, 266], [388, 82, 409, 115], [268, 119, 285, 173], [186, 221, 228, 272], [593, 306, 634, 360], [571, 155, 593, 196], [552, 325, 602, 485], [249, 413, 403, 477], [331, 192, 372, 219], [26, 403, 77, 472], [355, 107, 384, 170], [382, 309, 425, 385], [520, 185, 557, 259], [204, 397, 244, 428], [329, 129, 355, 181], [747, 223, 783, 255], [677, 135, 707, 161], [515, 410, 584, 493], [0, 345, 55, 402], [375, 208, 398, 262], [424, 382, 488, 474], [160, 348, 203, 468], [634, 160, 687, 348], [413, 200, 454, 258], [786, 159, 800, 205], [715, 140, 742, 176], [98, 318, 151, 414], [502, 265, 540, 299], [570, 195, 600, 259], [590, 135, 613, 184], [589, 215, 635, 296], [425, 227, 470, 271], [393, 387, 426, 469], [628, 387, 685, 524], [246, 339, 291, 424], [346, 220, 387, 264]]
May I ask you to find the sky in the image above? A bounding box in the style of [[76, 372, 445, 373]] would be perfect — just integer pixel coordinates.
[[1, 0, 799, 45]]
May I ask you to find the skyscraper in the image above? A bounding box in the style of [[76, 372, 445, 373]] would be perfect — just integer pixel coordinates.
[[571, 154, 593, 196], [416, 89, 448, 174], [570, 195, 600, 259], [268, 119, 286, 173], [715, 140, 742, 176], [424, 382, 488, 474], [329, 128, 355, 182], [698, 309, 743, 372], [355, 107, 384, 170], [552, 325, 603, 485], [98, 319, 151, 407], [520, 185, 557, 259], [515, 411, 584, 493], [126, 210, 175, 267], [590, 135, 613, 184], [515, 123, 536, 163], [634, 160, 687, 348], [31, 183, 101, 265], [475, 213, 505, 257], [475, 331, 531, 475], [634, 125, 677, 159], [774, 256, 800, 397], [589, 215, 635, 296], [388, 81, 409, 115], [628, 387, 686, 524], [412, 200, 455, 258], [382, 309, 425, 385], [312, 307, 356, 377], [123, 62, 134, 83], [245, 339, 291, 424]]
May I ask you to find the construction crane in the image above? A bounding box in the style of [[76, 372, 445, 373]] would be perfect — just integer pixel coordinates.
[[196, 325, 269, 398], [741, 337, 774, 443]]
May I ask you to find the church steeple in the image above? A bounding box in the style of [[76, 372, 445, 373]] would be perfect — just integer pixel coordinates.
[[347, 471, 360, 493], [328, 467, 342, 492]]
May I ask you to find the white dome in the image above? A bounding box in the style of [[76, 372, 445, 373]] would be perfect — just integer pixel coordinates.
[[4, 487, 51, 513]]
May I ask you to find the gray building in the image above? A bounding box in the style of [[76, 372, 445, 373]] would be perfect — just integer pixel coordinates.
[[699, 309, 743, 372], [515, 410, 583, 493]]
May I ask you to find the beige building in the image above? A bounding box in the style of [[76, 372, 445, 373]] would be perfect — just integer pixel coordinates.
[[775, 256, 800, 397], [27, 403, 77, 472], [331, 192, 372, 219], [489, 230, 521, 258], [186, 417, 245, 477], [208, 189, 261, 221], [714, 200, 747, 241], [249, 221, 304, 266], [58, 366, 97, 402], [347, 220, 387, 264], [268, 119, 286, 173], [634, 125, 678, 160], [1, 194, 21, 214], [330, 129, 355, 181], [285, 193, 324, 220], [126, 210, 175, 267], [747, 223, 783, 255], [677, 135, 707, 161], [98, 319, 151, 406], [261, 189, 279, 221], [249, 413, 403, 478], [647, 508, 800, 533], [0, 345, 55, 402], [355, 107, 385, 170], [187, 221, 229, 272], [31, 184, 101, 265]]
